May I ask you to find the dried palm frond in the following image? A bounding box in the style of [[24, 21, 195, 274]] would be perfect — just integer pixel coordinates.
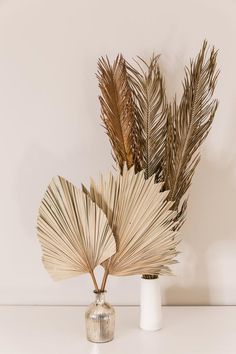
[[127, 55, 168, 181], [37, 176, 116, 291], [164, 40, 219, 216], [85, 166, 180, 290], [121, 55, 170, 280], [97, 55, 142, 171]]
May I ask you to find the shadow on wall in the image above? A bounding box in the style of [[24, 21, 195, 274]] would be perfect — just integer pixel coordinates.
[[163, 153, 236, 305]]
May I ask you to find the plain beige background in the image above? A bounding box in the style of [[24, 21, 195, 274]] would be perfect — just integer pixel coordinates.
[[0, 0, 235, 305]]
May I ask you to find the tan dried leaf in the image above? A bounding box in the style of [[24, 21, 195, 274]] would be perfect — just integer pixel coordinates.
[[164, 41, 219, 216], [126, 55, 168, 181], [37, 176, 116, 281], [86, 167, 179, 278], [97, 55, 141, 171]]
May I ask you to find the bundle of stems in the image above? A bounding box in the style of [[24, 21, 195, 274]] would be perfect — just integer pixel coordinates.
[[97, 41, 219, 279]]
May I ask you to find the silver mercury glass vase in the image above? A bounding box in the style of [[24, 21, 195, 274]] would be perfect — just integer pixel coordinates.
[[85, 291, 115, 343]]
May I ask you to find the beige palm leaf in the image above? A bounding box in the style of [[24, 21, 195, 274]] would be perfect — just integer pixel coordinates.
[[37, 176, 116, 289], [85, 167, 179, 290]]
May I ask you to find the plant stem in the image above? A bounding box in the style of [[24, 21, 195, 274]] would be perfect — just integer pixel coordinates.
[[90, 270, 99, 292], [142, 274, 158, 279], [101, 267, 110, 292]]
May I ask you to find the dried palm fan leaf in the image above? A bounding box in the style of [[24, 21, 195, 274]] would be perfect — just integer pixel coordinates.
[[164, 40, 219, 218], [97, 55, 142, 171], [126, 55, 168, 181], [84, 166, 180, 291], [37, 176, 116, 291]]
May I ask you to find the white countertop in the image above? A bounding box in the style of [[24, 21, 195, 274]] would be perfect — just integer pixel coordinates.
[[0, 306, 235, 354]]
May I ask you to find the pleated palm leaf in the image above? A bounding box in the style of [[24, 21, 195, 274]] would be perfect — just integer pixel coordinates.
[[37, 176, 116, 291], [84, 167, 180, 291]]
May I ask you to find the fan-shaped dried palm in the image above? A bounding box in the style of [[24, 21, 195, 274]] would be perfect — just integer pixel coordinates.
[[126, 55, 168, 181], [37, 176, 116, 291], [164, 41, 219, 218], [97, 55, 142, 171], [84, 167, 180, 291]]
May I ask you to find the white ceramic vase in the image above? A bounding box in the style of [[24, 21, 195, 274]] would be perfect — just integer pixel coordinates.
[[140, 277, 162, 331]]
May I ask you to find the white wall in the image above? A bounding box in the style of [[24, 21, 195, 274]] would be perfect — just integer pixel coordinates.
[[0, 0, 236, 305]]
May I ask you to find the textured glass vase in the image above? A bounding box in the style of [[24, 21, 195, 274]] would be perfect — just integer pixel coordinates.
[[85, 291, 115, 343]]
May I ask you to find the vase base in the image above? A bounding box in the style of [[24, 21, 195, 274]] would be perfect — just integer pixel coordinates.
[[87, 337, 114, 343], [140, 323, 162, 331]]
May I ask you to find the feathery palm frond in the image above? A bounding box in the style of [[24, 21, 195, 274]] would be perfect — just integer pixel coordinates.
[[164, 40, 219, 215], [127, 55, 168, 181], [97, 55, 141, 171], [37, 176, 116, 290], [85, 167, 179, 290]]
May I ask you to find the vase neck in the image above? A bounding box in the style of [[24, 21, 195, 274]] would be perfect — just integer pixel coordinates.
[[94, 291, 106, 304]]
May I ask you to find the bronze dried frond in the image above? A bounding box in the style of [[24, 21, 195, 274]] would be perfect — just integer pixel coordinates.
[[97, 55, 141, 171], [127, 55, 168, 181], [164, 41, 219, 215]]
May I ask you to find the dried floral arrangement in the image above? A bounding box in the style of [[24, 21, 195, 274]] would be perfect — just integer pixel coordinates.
[[37, 167, 179, 292], [36, 41, 219, 341], [37, 41, 219, 289], [97, 40, 219, 279]]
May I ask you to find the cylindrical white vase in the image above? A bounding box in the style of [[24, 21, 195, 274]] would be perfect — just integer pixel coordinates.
[[140, 277, 162, 331]]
